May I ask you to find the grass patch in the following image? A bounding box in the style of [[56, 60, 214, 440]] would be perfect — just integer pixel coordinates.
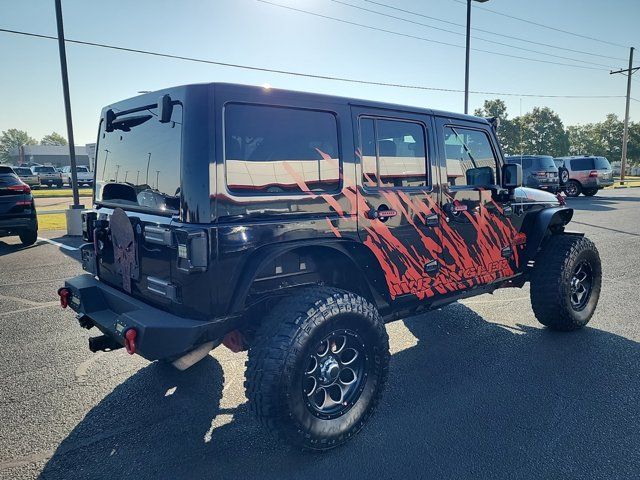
[[38, 213, 67, 231], [32, 188, 92, 198]]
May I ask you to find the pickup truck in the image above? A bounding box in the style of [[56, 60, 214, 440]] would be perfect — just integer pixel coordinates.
[[31, 165, 63, 188], [61, 165, 93, 186]]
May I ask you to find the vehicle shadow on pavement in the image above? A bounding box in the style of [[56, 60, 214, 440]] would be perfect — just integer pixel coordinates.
[[567, 194, 640, 212], [0, 239, 46, 257], [39, 303, 639, 480]]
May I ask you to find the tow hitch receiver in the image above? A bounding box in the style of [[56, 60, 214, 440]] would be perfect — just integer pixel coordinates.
[[88, 335, 123, 353]]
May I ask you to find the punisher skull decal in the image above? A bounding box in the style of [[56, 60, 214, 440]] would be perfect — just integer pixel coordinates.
[[110, 207, 138, 293]]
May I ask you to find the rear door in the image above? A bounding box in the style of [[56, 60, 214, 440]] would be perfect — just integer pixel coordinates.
[[436, 119, 521, 292], [352, 106, 444, 303]]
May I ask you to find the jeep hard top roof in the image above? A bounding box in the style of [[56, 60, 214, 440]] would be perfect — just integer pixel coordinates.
[[104, 82, 491, 126]]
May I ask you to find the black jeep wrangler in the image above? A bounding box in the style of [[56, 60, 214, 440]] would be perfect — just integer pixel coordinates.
[[59, 83, 602, 450]]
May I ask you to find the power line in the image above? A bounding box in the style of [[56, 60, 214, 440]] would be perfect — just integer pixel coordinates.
[[257, 0, 608, 71], [0, 27, 626, 99], [331, 0, 615, 68], [451, 0, 630, 49], [365, 0, 627, 62]]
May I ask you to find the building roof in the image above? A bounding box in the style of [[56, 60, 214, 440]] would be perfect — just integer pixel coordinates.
[[9, 145, 87, 157]]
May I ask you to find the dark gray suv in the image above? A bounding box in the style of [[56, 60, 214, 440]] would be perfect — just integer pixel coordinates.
[[554, 156, 613, 197], [505, 155, 560, 193]]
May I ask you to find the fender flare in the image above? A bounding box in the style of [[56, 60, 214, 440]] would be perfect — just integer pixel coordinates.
[[522, 206, 575, 263], [227, 239, 390, 315]]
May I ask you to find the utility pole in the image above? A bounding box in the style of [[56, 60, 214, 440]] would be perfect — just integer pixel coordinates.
[[54, 0, 80, 207], [610, 47, 638, 185]]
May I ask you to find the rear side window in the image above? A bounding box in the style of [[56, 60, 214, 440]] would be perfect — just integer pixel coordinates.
[[35, 166, 56, 173], [224, 104, 340, 194], [359, 117, 428, 188]]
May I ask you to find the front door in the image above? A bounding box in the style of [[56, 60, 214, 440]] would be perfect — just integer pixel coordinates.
[[435, 119, 522, 292], [352, 107, 447, 303]]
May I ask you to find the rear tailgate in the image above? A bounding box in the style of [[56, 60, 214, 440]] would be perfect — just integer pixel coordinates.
[[0, 175, 32, 216], [90, 93, 213, 319]]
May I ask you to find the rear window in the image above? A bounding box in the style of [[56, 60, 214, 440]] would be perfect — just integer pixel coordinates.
[[570, 157, 610, 170], [224, 104, 340, 194], [594, 157, 611, 169], [0, 166, 15, 174], [94, 104, 183, 214], [76, 166, 89, 172], [533, 156, 556, 170], [14, 168, 32, 176], [0, 173, 21, 186], [35, 166, 56, 173]]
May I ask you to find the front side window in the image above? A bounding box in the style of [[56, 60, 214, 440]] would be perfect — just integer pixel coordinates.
[[224, 104, 340, 194], [359, 117, 428, 188], [444, 127, 498, 187]]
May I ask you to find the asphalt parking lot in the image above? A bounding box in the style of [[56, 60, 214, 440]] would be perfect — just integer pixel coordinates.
[[0, 189, 638, 480]]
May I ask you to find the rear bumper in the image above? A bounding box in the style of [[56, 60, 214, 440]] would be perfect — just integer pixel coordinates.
[[0, 216, 37, 235], [63, 274, 231, 361]]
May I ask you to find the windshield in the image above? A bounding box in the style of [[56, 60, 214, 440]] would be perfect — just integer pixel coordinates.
[[95, 104, 182, 214], [35, 166, 56, 173], [534, 156, 557, 170]]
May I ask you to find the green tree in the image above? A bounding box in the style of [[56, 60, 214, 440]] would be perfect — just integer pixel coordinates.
[[519, 107, 569, 157], [0, 129, 37, 164], [567, 124, 599, 155], [474, 99, 521, 155], [40, 131, 68, 146]]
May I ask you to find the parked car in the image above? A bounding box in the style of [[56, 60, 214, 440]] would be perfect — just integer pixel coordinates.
[[31, 165, 63, 188], [554, 156, 614, 197], [61, 165, 93, 186], [0, 166, 38, 245], [504, 155, 560, 193], [59, 83, 602, 451], [12, 166, 40, 188]]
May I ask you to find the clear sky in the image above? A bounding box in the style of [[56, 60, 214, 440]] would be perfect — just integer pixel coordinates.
[[1, 0, 639, 145]]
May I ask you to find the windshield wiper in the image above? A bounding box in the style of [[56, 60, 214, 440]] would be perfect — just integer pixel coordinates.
[[110, 114, 152, 132]]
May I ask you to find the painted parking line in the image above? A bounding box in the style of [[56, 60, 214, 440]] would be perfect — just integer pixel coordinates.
[[37, 237, 80, 251]]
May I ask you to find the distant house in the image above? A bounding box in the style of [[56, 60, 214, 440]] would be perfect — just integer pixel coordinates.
[[8, 144, 91, 169]]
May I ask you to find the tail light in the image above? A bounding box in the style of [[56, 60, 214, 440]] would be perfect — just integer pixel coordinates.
[[556, 193, 567, 205], [6, 184, 31, 194], [589, 170, 598, 178]]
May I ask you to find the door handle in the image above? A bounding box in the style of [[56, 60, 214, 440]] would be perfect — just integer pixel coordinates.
[[366, 206, 397, 222], [424, 260, 439, 274]]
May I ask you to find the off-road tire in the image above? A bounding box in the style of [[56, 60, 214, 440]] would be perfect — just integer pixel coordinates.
[[19, 229, 38, 246], [564, 180, 582, 197], [245, 287, 390, 451], [583, 188, 598, 197], [530, 235, 601, 331]]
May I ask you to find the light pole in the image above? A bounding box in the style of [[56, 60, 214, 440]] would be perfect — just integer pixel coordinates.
[[465, 0, 490, 115]]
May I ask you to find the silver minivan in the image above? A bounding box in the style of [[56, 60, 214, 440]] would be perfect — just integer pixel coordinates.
[[554, 156, 614, 197]]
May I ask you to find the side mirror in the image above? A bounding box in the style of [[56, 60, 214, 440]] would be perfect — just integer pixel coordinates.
[[158, 94, 173, 123], [502, 163, 522, 189]]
